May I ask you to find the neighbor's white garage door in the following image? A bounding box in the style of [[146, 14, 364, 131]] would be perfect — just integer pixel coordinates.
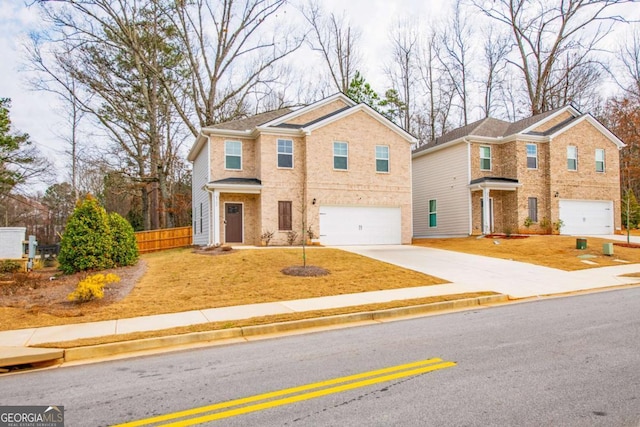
[[559, 200, 613, 235], [319, 206, 401, 245]]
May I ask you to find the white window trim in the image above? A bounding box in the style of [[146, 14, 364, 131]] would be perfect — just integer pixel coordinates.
[[333, 141, 349, 171], [277, 139, 294, 169], [567, 145, 578, 171], [595, 149, 605, 173], [225, 140, 242, 171], [526, 143, 538, 170], [480, 146, 492, 171], [376, 145, 390, 173], [428, 199, 437, 228]]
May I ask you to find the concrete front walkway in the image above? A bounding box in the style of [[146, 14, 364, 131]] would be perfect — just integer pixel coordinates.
[[1, 242, 640, 364]]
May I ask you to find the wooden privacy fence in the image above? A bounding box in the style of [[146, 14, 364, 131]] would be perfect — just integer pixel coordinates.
[[135, 226, 193, 254]]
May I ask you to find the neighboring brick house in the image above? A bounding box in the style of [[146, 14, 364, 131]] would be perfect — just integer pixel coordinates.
[[188, 93, 416, 246], [412, 105, 624, 237]]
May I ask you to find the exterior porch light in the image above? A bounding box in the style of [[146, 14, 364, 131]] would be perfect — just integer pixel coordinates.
[[554, 191, 559, 198]]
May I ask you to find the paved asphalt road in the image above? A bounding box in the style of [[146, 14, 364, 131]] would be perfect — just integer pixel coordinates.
[[1, 288, 639, 426]]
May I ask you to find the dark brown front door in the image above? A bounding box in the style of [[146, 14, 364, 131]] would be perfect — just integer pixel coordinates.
[[225, 203, 243, 243]]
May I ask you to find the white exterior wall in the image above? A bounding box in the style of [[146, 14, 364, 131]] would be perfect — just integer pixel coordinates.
[[0, 227, 26, 259], [412, 142, 470, 237], [192, 139, 210, 245]]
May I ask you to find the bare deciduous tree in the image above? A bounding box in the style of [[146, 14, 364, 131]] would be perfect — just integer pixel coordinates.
[[33, 0, 190, 230], [385, 18, 418, 133], [436, 0, 473, 125], [480, 27, 511, 118], [301, 0, 361, 94], [473, 0, 633, 115], [163, 0, 305, 131]]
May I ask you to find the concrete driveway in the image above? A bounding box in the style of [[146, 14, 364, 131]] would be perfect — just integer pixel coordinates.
[[338, 245, 640, 299]]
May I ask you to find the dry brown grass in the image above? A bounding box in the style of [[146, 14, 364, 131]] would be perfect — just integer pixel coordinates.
[[413, 235, 640, 271], [37, 292, 495, 349], [0, 248, 446, 331]]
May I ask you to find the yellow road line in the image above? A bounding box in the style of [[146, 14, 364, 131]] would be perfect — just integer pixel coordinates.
[[113, 357, 455, 427]]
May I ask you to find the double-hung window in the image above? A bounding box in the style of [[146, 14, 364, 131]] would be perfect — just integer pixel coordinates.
[[429, 199, 437, 228], [277, 139, 293, 168], [595, 149, 605, 172], [567, 146, 577, 171], [334, 141, 348, 170], [225, 141, 242, 170], [376, 145, 389, 172], [526, 144, 538, 169], [480, 146, 491, 171]]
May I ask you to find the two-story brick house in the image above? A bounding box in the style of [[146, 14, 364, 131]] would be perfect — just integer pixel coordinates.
[[188, 93, 416, 246], [412, 106, 624, 237]]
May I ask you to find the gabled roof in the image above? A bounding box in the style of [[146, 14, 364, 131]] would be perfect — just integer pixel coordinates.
[[188, 93, 417, 161], [210, 109, 292, 131], [413, 105, 624, 157]]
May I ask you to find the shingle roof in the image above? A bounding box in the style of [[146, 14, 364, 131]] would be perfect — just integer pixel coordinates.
[[504, 106, 566, 135], [210, 178, 262, 186], [414, 117, 511, 154], [210, 109, 292, 131], [469, 177, 519, 185], [414, 106, 578, 154]]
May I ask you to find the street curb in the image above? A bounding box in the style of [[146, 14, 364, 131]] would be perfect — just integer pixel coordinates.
[[62, 294, 508, 362]]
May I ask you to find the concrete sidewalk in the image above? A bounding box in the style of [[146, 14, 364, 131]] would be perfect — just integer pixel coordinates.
[[2, 242, 640, 366]]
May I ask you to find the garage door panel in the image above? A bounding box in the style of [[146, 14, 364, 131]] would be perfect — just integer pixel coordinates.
[[319, 206, 401, 245], [559, 200, 613, 235]]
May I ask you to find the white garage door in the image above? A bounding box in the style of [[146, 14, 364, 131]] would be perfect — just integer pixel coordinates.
[[319, 206, 401, 245], [559, 200, 613, 235]]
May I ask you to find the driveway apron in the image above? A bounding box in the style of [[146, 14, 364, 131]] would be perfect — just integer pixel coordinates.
[[337, 245, 640, 298]]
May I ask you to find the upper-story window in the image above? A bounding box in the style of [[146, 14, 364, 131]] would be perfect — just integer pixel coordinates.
[[376, 145, 389, 172], [334, 141, 348, 170], [526, 143, 538, 169], [595, 149, 605, 173], [567, 145, 577, 171], [480, 146, 491, 171], [225, 140, 242, 170], [277, 139, 293, 168]]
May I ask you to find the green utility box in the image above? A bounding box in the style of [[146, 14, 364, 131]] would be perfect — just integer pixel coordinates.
[[603, 243, 614, 256], [576, 238, 587, 250]]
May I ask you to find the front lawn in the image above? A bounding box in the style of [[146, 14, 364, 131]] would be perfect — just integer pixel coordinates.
[[0, 247, 448, 331], [413, 235, 640, 270]]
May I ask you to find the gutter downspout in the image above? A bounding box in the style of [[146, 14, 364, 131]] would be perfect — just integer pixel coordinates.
[[465, 137, 473, 235]]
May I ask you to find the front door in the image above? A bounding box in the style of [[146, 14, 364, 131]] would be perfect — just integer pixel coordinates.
[[225, 203, 243, 243]]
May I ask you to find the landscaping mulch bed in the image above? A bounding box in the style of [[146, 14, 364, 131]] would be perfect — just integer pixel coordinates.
[[484, 234, 530, 239], [0, 261, 147, 317], [613, 242, 640, 249], [192, 245, 236, 256], [281, 266, 330, 277]]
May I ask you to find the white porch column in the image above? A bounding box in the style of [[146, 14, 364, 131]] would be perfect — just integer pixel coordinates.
[[482, 187, 491, 235], [212, 190, 221, 245]]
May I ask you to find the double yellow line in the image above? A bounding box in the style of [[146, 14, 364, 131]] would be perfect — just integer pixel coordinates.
[[113, 357, 455, 426]]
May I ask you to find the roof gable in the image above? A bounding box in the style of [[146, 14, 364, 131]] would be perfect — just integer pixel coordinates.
[[260, 93, 356, 128], [413, 105, 624, 157], [210, 108, 292, 131]]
